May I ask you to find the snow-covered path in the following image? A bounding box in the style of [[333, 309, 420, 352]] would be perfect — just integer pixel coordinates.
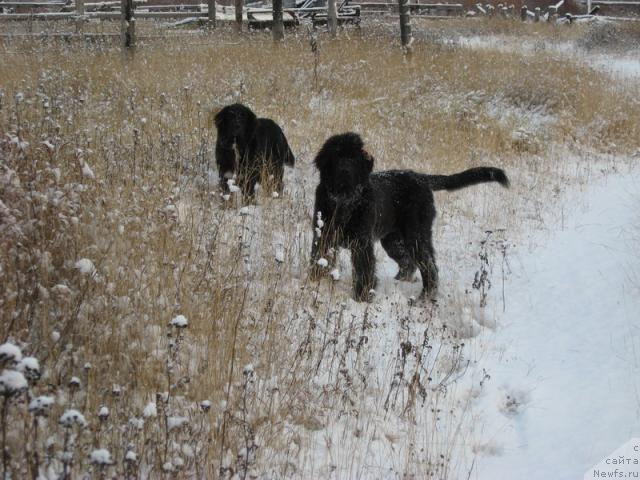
[[475, 168, 640, 479]]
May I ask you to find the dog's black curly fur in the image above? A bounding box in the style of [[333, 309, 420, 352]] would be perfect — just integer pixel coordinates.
[[310, 132, 510, 302], [214, 103, 295, 198]]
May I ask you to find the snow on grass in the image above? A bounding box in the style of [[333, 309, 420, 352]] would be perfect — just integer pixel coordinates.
[[330, 268, 341, 281], [89, 449, 113, 465], [28, 395, 55, 415], [75, 258, 95, 276], [170, 315, 188, 328], [167, 416, 188, 431], [59, 409, 87, 428], [0, 370, 28, 395], [143, 402, 157, 418], [590, 54, 640, 79], [0, 343, 22, 363]]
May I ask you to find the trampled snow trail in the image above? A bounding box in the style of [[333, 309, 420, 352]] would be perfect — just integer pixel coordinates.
[[474, 168, 640, 479]]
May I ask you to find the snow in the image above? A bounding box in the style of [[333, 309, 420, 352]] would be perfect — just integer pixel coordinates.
[[75, 258, 95, 275], [452, 32, 640, 80], [28, 395, 55, 414], [0, 370, 28, 394], [59, 409, 87, 428], [0, 343, 22, 363], [98, 406, 109, 418], [330, 268, 341, 281], [474, 168, 640, 479], [316, 258, 329, 268], [143, 402, 157, 418], [591, 54, 640, 79], [52, 284, 72, 298], [167, 416, 188, 430], [16, 357, 40, 378], [274, 245, 285, 263], [89, 449, 113, 465], [227, 179, 240, 193], [129, 417, 144, 429], [81, 162, 95, 180], [170, 315, 189, 328]]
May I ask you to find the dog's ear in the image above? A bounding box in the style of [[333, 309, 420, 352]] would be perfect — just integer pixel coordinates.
[[314, 146, 331, 173], [361, 149, 374, 175], [208, 106, 223, 130], [242, 105, 257, 125], [241, 105, 258, 135], [213, 106, 230, 130]]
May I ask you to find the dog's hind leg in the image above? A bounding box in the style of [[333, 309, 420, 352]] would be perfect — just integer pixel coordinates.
[[381, 232, 417, 281], [238, 161, 260, 202], [351, 239, 377, 301], [404, 224, 438, 300], [271, 161, 285, 196]]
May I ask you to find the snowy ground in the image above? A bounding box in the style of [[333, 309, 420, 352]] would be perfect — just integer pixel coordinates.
[[471, 167, 640, 479]]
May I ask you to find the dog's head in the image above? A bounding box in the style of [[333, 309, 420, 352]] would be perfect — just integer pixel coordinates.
[[214, 103, 257, 148], [314, 133, 374, 197]]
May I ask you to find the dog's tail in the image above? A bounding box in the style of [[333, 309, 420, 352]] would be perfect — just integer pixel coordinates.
[[425, 167, 509, 191]]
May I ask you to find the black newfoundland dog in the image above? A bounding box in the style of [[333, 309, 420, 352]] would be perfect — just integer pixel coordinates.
[[310, 132, 510, 302], [214, 103, 295, 199]]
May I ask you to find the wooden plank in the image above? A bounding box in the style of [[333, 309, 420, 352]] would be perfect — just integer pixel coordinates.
[[0, 1, 65, 6], [591, 1, 640, 5], [354, 2, 462, 7]]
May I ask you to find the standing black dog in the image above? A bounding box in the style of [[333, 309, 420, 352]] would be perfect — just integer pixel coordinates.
[[214, 103, 295, 199], [310, 132, 510, 302]]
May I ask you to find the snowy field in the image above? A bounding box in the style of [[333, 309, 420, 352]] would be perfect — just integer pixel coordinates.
[[0, 17, 639, 479]]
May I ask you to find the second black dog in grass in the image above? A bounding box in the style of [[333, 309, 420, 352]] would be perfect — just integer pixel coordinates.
[[214, 103, 295, 199], [310, 132, 510, 302]]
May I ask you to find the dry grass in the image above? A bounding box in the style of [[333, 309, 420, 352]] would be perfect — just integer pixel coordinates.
[[0, 18, 638, 478]]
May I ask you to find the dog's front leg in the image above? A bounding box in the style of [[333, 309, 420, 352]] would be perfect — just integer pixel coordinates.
[[215, 144, 235, 193], [351, 240, 376, 302]]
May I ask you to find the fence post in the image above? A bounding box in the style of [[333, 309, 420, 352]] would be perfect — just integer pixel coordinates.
[[235, 0, 242, 31], [398, 0, 412, 52], [534, 6, 540, 20], [327, 0, 337, 36], [121, 0, 135, 48], [273, 0, 284, 40], [208, 0, 216, 26], [75, 0, 85, 33]]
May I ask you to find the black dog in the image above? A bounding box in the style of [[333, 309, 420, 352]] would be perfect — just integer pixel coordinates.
[[310, 132, 509, 302], [214, 103, 295, 198]]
